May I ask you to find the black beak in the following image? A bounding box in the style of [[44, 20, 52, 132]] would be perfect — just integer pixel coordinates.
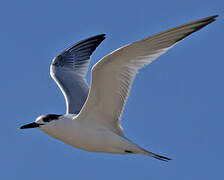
[[18, 122, 42, 129]]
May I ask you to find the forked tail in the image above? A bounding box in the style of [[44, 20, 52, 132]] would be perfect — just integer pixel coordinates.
[[123, 137, 171, 161], [140, 149, 171, 162]]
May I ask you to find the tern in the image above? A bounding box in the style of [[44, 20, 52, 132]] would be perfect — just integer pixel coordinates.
[[19, 15, 218, 161]]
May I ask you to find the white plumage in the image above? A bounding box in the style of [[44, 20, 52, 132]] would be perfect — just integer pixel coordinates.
[[20, 15, 218, 161]]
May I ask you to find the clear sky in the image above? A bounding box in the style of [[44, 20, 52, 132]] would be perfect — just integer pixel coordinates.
[[1, 0, 223, 179]]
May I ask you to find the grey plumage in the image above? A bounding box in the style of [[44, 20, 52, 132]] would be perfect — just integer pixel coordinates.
[[50, 34, 105, 114]]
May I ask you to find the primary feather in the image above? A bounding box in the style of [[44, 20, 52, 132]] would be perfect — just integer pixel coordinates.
[[50, 34, 105, 114]]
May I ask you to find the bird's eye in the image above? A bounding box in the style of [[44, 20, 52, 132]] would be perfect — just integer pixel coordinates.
[[42, 117, 51, 122], [42, 114, 61, 122]]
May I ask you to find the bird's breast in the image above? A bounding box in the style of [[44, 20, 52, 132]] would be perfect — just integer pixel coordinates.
[[40, 120, 109, 152]]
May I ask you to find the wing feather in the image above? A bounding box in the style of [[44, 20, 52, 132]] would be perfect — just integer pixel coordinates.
[[77, 15, 218, 135], [50, 34, 106, 114]]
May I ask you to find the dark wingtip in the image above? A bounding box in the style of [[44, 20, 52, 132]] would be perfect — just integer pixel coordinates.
[[191, 14, 219, 31], [174, 14, 219, 43], [91, 33, 106, 41], [97, 33, 106, 37], [210, 14, 219, 19], [62, 33, 106, 54], [205, 14, 219, 23], [96, 34, 106, 42]]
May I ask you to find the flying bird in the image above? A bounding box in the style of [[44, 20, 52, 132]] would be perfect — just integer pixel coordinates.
[[19, 15, 218, 161]]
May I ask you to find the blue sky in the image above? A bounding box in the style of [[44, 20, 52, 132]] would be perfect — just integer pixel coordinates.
[[1, 0, 223, 179]]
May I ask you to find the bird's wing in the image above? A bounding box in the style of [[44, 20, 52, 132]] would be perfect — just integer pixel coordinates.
[[50, 34, 106, 114], [77, 15, 217, 136]]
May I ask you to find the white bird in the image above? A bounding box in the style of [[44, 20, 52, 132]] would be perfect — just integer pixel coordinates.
[[19, 15, 218, 161]]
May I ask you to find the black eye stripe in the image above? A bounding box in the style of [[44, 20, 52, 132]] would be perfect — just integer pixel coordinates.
[[42, 114, 61, 122]]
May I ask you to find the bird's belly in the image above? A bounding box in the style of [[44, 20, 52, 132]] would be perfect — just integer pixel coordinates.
[[42, 121, 130, 154], [62, 128, 125, 153]]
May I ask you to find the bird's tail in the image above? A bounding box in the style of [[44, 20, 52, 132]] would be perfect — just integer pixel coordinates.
[[122, 137, 171, 161], [139, 148, 171, 162]]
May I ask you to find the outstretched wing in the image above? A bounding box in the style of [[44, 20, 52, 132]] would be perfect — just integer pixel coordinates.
[[50, 34, 106, 114], [77, 15, 217, 135]]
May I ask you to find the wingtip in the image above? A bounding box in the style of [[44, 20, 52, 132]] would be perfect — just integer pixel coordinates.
[[211, 14, 219, 19], [90, 33, 106, 42], [208, 14, 219, 22], [211, 14, 219, 23], [172, 14, 218, 43], [200, 14, 219, 24], [95, 33, 106, 39]]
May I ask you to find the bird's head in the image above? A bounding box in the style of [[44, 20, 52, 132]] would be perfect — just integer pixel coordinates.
[[19, 114, 62, 130]]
